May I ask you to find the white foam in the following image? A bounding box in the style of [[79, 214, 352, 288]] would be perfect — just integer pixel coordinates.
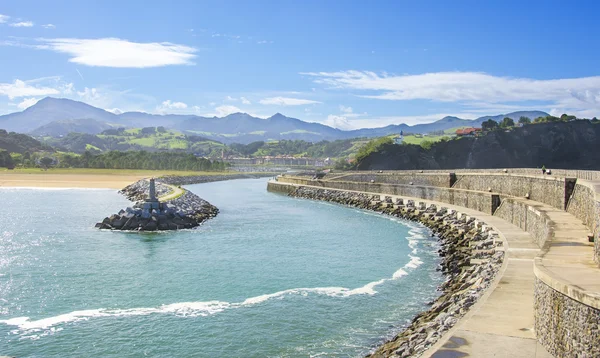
[[392, 268, 408, 279], [404, 255, 424, 269], [1, 257, 422, 334]]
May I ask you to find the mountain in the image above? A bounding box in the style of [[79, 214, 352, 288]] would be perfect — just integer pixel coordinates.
[[0, 97, 550, 144], [0, 97, 118, 133], [30, 118, 114, 137]]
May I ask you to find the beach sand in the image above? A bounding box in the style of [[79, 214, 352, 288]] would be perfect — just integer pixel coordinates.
[[0, 173, 148, 189]]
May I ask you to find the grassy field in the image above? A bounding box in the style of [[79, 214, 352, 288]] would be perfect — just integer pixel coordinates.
[[402, 134, 448, 145]]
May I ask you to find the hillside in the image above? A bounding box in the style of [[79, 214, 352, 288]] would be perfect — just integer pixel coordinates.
[[0, 129, 52, 154], [356, 120, 600, 170], [30, 118, 114, 136], [0, 97, 550, 144], [44, 127, 225, 155]]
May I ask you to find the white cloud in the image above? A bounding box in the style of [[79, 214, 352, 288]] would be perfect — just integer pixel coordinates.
[[259, 96, 321, 106], [303, 70, 600, 116], [10, 21, 33, 27], [61, 82, 74, 95], [77, 87, 101, 101], [42, 24, 56, 29], [0, 14, 9, 23], [17, 97, 41, 109], [240, 96, 251, 105], [340, 105, 353, 113], [214, 105, 241, 116], [156, 100, 188, 113], [39, 38, 197, 68], [324, 115, 352, 130], [0, 79, 60, 99], [225, 95, 236, 101], [106, 108, 123, 114]]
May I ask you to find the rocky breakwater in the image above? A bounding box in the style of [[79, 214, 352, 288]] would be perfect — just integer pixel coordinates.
[[159, 173, 274, 186], [286, 186, 505, 357], [95, 178, 218, 231]]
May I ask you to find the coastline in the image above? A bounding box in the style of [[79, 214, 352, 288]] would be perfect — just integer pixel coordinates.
[[0, 171, 277, 189], [270, 183, 505, 357], [0, 173, 149, 189]]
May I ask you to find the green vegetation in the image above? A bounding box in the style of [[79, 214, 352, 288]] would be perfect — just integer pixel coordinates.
[[45, 127, 225, 156], [65, 151, 229, 171], [3, 150, 228, 171], [0, 129, 52, 154], [482, 119, 499, 131], [228, 138, 362, 158], [533, 114, 577, 123], [355, 136, 393, 163], [0, 149, 14, 168], [519, 116, 531, 125], [500, 117, 515, 128], [402, 134, 450, 146]]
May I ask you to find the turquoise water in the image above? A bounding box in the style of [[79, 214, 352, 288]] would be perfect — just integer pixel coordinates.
[[0, 178, 443, 357]]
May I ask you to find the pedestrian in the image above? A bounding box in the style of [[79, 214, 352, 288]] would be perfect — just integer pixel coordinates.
[[542, 165, 546, 174]]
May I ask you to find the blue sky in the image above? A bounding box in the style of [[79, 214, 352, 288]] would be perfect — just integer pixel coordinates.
[[1, 0, 600, 129]]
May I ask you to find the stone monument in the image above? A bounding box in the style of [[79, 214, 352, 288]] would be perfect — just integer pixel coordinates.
[[142, 178, 161, 217]]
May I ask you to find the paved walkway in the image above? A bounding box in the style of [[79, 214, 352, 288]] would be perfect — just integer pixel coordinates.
[[158, 183, 184, 202], [271, 181, 553, 357], [274, 179, 600, 357]]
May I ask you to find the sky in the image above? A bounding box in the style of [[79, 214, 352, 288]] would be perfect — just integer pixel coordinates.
[[1, 0, 600, 129]]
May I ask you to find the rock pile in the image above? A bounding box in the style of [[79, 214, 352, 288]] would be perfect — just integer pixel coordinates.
[[159, 173, 272, 186], [96, 179, 218, 231], [287, 186, 505, 358]]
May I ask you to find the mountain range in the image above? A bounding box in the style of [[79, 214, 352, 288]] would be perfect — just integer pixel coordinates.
[[0, 97, 549, 144]]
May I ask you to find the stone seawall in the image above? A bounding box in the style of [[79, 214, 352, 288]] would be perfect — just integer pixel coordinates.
[[534, 278, 600, 358], [493, 198, 554, 248], [566, 182, 600, 264], [336, 173, 455, 187], [269, 182, 504, 357], [159, 173, 274, 186], [452, 174, 575, 210], [272, 173, 600, 357], [276, 176, 500, 215]]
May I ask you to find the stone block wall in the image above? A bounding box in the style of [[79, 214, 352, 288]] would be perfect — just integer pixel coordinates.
[[534, 278, 600, 358], [335, 173, 454, 187], [452, 174, 571, 210], [493, 199, 553, 248], [566, 182, 600, 264], [275, 176, 499, 214]]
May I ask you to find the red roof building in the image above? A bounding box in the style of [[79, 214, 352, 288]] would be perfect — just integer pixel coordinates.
[[456, 127, 482, 136]]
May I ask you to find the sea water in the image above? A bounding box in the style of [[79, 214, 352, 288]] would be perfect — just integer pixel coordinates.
[[0, 178, 443, 357]]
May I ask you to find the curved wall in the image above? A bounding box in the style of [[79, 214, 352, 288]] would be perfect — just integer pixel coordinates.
[[272, 171, 600, 358]]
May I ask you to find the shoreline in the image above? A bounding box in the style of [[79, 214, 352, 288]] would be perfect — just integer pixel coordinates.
[[0, 171, 277, 189], [272, 184, 505, 357]]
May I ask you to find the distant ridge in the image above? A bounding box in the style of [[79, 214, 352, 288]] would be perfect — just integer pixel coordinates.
[[0, 97, 550, 144]]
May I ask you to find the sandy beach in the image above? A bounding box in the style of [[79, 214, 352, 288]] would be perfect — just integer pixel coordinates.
[[0, 172, 149, 189]]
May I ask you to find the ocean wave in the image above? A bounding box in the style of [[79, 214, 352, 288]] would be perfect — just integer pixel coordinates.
[[0, 252, 426, 334]]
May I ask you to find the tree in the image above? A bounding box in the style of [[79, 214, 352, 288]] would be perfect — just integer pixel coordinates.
[[560, 113, 576, 122], [39, 157, 55, 170], [500, 117, 514, 128], [482, 119, 499, 131], [518, 116, 531, 125]]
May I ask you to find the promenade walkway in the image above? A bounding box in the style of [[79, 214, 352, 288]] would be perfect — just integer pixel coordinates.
[[270, 178, 599, 357]]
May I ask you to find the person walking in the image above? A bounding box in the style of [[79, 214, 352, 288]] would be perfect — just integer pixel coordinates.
[[542, 165, 546, 174]]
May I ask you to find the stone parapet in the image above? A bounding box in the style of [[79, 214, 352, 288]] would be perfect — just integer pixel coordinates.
[[275, 176, 500, 215], [534, 277, 600, 358]]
